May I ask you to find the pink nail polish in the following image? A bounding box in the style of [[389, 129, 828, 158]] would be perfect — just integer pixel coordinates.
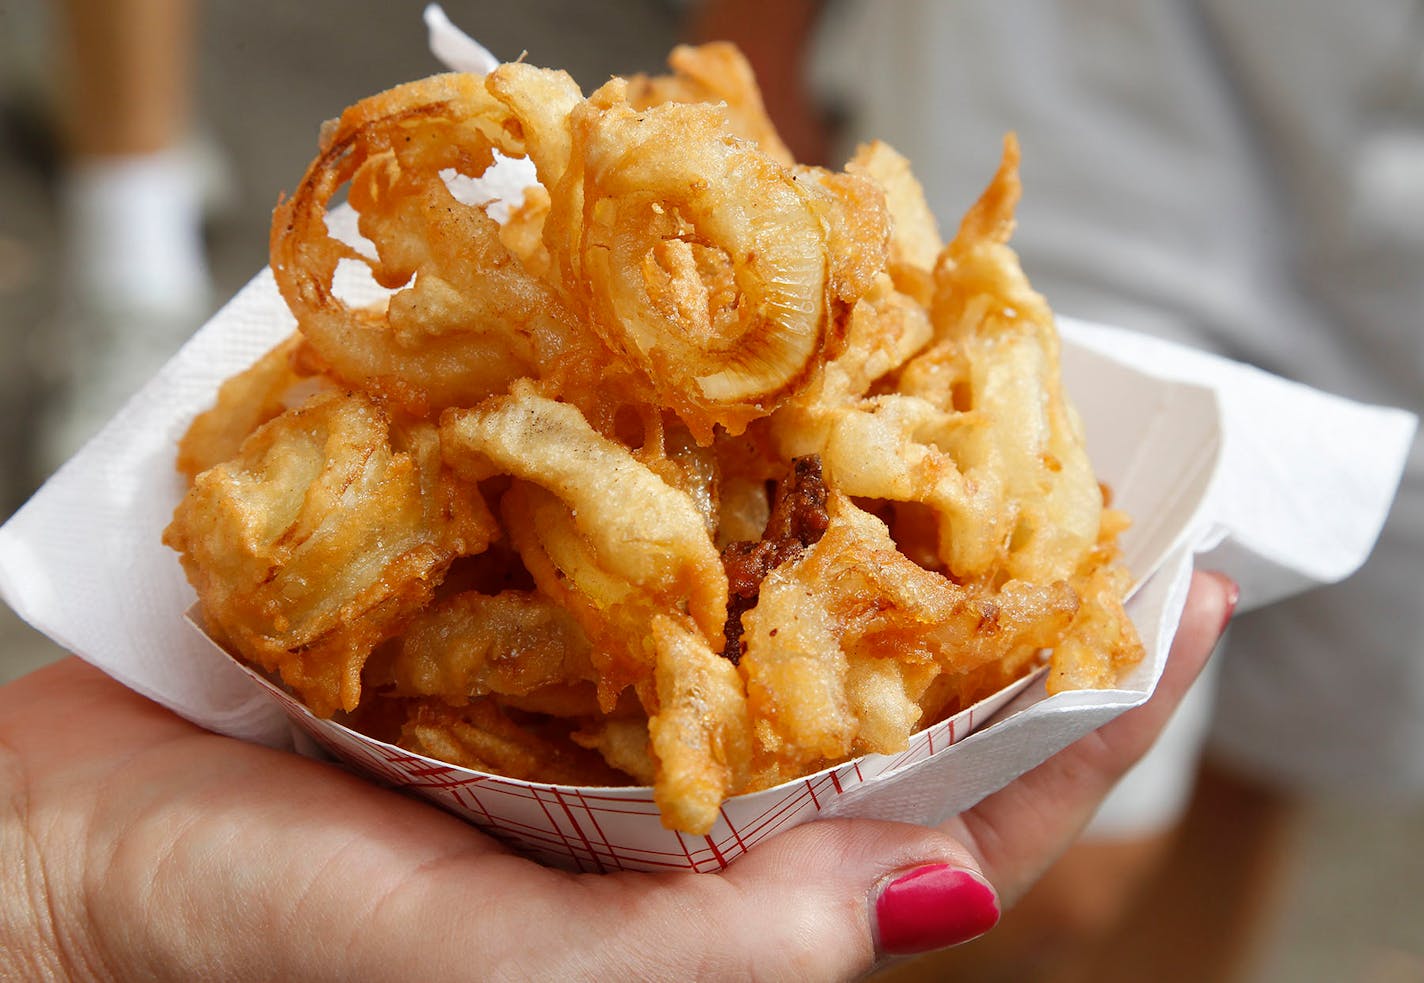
[[874, 864, 1000, 955]]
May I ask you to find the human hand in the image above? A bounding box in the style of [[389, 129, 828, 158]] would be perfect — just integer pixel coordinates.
[[0, 571, 1234, 981]]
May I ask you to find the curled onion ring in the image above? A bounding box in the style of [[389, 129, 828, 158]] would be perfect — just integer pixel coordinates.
[[271, 70, 582, 416], [772, 391, 1008, 579], [372, 589, 597, 701], [500, 480, 652, 706], [546, 79, 832, 439]]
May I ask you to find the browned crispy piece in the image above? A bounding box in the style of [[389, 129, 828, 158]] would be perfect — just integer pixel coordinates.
[[165, 391, 497, 715], [399, 698, 631, 786], [719, 455, 830, 664], [369, 589, 596, 700], [626, 42, 796, 166], [739, 493, 1078, 777]]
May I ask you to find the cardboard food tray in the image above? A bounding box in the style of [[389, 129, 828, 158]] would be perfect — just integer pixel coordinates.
[[177, 334, 1218, 874]]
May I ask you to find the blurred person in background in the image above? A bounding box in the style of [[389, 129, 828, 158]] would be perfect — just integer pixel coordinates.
[[689, 0, 1424, 979], [44, 0, 216, 468]]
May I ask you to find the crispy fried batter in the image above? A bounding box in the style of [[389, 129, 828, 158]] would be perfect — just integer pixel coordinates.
[[165, 391, 497, 714], [399, 698, 629, 786], [719, 455, 830, 664], [176, 334, 326, 481], [369, 589, 596, 700], [626, 42, 796, 166], [169, 48, 1142, 834]]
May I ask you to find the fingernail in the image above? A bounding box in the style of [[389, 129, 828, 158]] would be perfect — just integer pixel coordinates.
[[874, 864, 1000, 955], [1205, 570, 1240, 636]]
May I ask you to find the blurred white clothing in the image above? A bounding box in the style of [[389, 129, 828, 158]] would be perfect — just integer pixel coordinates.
[[43, 146, 214, 469], [814, 0, 1424, 826]]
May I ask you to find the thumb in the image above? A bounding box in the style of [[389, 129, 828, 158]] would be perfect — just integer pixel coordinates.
[[558, 818, 999, 979]]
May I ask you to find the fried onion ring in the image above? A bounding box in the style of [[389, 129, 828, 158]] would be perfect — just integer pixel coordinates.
[[647, 614, 751, 834], [164, 391, 497, 714], [176, 333, 328, 481], [271, 71, 582, 415], [740, 494, 1077, 773], [545, 78, 833, 439], [370, 589, 596, 701], [440, 383, 729, 644], [626, 42, 796, 166]]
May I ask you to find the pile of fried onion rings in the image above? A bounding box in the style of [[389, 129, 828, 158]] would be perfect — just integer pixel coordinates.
[[164, 44, 1143, 835]]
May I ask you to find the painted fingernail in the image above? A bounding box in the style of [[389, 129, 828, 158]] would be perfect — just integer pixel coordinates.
[[1205, 570, 1240, 636], [874, 864, 1000, 955]]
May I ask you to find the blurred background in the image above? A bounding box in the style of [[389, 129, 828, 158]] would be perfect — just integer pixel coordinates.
[[0, 2, 1420, 980]]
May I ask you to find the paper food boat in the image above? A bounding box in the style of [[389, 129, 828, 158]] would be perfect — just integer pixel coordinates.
[[213, 614, 1043, 874], [0, 11, 1413, 876], [166, 330, 1219, 874]]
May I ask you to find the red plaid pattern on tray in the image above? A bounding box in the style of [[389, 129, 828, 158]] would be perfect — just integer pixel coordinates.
[[241, 658, 1034, 873]]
